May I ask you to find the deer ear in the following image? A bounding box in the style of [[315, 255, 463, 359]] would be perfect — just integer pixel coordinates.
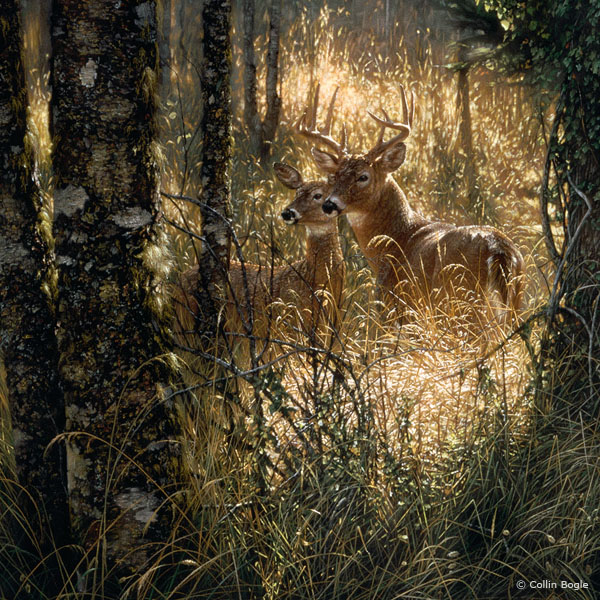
[[377, 143, 406, 172], [311, 147, 339, 174], [274, 162, 303, 189]]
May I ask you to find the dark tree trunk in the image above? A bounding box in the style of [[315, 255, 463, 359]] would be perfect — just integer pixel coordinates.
[[0, 0, 69, 553], [160, 0, 172, 98], [51, 0, 182, 584], [262, 0, 282, 163], [543, 81, 600, 414], [194, 0, 233, 343], [456, 58, 473, 159], [242, 0, 281, 163], [242, 0, 261, 157], [455, 44, 484, 219]]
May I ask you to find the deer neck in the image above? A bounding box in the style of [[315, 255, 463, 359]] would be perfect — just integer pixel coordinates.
[[348, 177, 426, 270], [304, 224, 343, 279]]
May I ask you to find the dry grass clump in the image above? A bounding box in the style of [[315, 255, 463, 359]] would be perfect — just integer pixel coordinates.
[[4, 3, 598, 599]]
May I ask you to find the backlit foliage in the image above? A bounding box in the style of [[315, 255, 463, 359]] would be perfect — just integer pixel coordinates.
[[4, 2, 599, 598]]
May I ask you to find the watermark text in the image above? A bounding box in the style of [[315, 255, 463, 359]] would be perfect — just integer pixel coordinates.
[[516, 580, 588, 591]]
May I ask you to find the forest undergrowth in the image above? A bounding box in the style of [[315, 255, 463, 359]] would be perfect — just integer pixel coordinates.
[[2, 3, 599, 599]]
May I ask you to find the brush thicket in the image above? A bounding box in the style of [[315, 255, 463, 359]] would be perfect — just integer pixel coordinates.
[[3, 4, 596, 599]]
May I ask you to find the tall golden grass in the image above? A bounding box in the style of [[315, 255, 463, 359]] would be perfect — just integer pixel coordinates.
[[6, 4, 597, 599], [165, 3, 549, 464]]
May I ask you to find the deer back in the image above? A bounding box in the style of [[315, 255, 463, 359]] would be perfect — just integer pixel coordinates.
[[297, 84, 524, 322]]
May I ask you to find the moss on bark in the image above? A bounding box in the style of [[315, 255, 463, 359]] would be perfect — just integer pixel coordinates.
[[0, 0, 69, 553], [51, 0, 182, 582]]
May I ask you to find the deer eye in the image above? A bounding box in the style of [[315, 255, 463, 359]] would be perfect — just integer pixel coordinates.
[[313, 193, 323, 201], [357, 173, 369, 182]]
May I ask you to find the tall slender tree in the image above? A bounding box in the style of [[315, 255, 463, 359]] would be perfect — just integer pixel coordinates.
[[243, 0, 281, 163], [50, 0, 182, 584], [434, 0, 506, 218], [0, 0, 68, 554], [191, 0, 233, 344]]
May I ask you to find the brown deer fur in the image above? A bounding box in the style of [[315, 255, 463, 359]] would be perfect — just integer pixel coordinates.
[[173, 164, 345, 347], [304, 87, 524, 325]]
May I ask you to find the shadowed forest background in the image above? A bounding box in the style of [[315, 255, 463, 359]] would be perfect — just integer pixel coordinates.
[[1, 0, 599, 598]]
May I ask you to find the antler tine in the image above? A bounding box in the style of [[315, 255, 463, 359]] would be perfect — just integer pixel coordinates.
[[366, 110, 410, 133], [373, 106, 387, 147], [399, 84, 409, 128], [399, 84, 415, 128], [295, 83, 346, 157], [322, 86, 339, 135], [379, 107, 390, 147], [366, 85, 415, 159], [375, 123, 385, 147], [311, 83, 320, 131], [294, 108, 307, 131]]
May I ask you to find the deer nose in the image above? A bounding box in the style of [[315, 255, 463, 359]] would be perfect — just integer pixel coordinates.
[[281, 208, 299, 223], [322, 197, 342, 215], [322, 200, 336, 215]]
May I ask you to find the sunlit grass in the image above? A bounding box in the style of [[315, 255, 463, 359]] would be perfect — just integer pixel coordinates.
[[162, 0, 551, 502], [157, 7, 570, 597], [5, 3, 596, 599]]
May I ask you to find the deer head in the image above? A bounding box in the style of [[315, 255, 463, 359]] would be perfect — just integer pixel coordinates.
[[274, 162, 333, 228], [297, 85, 414, 217]]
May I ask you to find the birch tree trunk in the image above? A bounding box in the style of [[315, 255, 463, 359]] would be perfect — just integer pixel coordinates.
[[50, 0, 182, 583], [193, 0, 232, 344], [0, 0, 68, 551]]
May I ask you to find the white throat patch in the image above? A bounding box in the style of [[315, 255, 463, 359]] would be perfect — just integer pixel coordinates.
[[346, 212, 367, 229]]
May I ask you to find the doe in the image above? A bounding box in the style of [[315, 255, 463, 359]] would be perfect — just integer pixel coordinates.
[[174, 163, 345, 347]]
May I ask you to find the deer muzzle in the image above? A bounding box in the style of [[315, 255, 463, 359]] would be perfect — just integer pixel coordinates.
[[322, 195, 345, 216], [281, 208, 300, 224]]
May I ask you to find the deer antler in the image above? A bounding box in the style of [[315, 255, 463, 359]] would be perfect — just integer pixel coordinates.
[[296, 84, 348, 157], [366, 84, 415, 159]]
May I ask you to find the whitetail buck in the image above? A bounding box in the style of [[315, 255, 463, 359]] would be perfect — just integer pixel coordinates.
[[297, 85, 524, 327], [174, 163, 345, 347]]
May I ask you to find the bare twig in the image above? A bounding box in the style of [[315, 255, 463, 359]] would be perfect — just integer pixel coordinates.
[[546, 172, 593, 325], [539, 101, 563, 266]]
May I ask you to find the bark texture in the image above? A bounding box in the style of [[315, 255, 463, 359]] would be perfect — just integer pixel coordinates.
[[545, 95, 600, 413], [159, 0, 171, 97], [456, 48, 473, 160], [242, 0, 281, 163], [242, 0, 261, 157], [51, 0, 181, 580], [263, 0, 281, 153], [0, 0, 68, 549], [534, 6, 600, 414], [194, 0, 233, 343]]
